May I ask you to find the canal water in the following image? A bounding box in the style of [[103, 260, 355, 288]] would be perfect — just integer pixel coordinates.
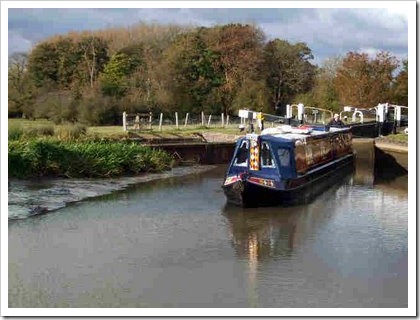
[[8, 143, 409, 309]]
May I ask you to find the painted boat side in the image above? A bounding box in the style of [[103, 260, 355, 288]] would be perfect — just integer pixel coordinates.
[[222, 126, 354, 207], [222, 153, 354, 207]]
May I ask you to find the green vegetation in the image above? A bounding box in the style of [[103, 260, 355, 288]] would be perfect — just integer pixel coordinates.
[[379, 133, 408, 145], [9, 138, 172, 179], [9, 22, 408, 126], [8, 120, 173, 179]]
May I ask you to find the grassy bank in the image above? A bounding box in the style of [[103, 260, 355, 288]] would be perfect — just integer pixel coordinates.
[[376, 133, 408, 146], [8, 123, 172, 178], [9, 138, 172, 179]]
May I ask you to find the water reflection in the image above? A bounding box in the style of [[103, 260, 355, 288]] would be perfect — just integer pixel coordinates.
[[222, 175, 352, 263], [353, 142, 375, 185], [221, 141, 407, 307]]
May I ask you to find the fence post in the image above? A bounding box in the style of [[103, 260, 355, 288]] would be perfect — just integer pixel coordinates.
[[175, 112, 179, 129], [123, 112, 127, 131], [226, 115, 230, 126], [159, 113, 163, 131], [149, 112, 152, 129], [201, 111, 205, 127], [184, 113, 189, 128], [221, 113, 224, 128], [207, 115, 212, 127]]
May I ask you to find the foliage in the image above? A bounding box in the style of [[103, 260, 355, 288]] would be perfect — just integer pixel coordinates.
[[8, 52, 36, 118], [310, 57, 342, 111], [8, 139, 172, 179], [11, 22, 408, 126], [392, 59, 408, 106], [333, 51, 398, 108], [264, 39, 316, 111], [8, 124, 24, 141]]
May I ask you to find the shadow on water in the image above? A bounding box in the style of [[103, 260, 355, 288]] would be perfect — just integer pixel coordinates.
[[374, 148, 408, 182]]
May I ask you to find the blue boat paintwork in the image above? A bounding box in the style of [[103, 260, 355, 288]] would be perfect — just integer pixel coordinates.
[[222, 126, 354, 207]]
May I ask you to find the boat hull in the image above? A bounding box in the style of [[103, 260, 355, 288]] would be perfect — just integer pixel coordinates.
[[223, 153, 354, 207]]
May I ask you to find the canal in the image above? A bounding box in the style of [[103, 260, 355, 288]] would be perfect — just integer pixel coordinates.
[[8, 142, 408, 309]]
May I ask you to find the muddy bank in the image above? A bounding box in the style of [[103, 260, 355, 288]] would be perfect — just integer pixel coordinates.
[[8, 165, 218, 220]]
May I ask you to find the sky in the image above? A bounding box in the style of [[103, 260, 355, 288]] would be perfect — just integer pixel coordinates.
[[5, 3, 411, 66]]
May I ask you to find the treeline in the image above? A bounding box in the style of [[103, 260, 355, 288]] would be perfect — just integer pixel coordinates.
[[8, 23, 408, 125]]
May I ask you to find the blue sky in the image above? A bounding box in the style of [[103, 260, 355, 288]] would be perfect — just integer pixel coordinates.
[[6, 5, 410, 65]]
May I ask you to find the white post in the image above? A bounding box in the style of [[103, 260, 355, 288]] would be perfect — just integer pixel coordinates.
[[221, 113, 224, 127], [175, 112, 179, 129], [207, 115, 212, 127], [226, 115, 230, 126], [149, 113, 152, 129], [377, 104, 385, 123], [123, 112, 127, 131], [201, 111, 205, 126], [286, 104, 292, 118], [297, 103, 304, 121], [395, 106, 401, 122], [184, 113, 189, 128], [159, 113, 163, 131]]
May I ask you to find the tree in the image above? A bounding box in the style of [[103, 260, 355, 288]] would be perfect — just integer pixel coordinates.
[[333, 51, 398, 108], [163, 28, 225, 114], [100, 53, 134, 97], [264, 39, 316, 110], [392, 59, 408, 106], [205, 24, 266, 114], [27, 42, 60, 88], [8, 52, 37, 118], [78, 35, 109, 88], [311, 57, 342, 111]]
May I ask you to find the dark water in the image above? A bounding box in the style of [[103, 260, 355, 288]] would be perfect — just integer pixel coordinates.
[[8, 143, 408, 308]]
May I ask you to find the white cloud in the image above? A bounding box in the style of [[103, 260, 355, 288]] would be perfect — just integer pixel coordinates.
[[6, 7, 409, 64]]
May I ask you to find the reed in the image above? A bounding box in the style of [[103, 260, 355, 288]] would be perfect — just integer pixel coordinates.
[[8, 139, 172, 179]]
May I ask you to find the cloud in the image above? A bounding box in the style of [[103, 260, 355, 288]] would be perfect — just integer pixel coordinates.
[[7, 7, 408, 63], [257, 8, 407, 63]]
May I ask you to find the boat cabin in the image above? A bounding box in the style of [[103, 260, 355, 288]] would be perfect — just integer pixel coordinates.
[[227, 125, 353, 180]]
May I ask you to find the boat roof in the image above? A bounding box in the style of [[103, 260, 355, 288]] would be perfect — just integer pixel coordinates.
[[243, 125, 350, 144]]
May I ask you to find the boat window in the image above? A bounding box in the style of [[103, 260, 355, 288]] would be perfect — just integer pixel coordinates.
[[234, 140, 249, 166], [261, 142, 276, 168], [277, 148, 290, 167]]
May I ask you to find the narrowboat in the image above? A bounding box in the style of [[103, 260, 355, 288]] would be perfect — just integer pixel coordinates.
[[222, 124, 354, 207]]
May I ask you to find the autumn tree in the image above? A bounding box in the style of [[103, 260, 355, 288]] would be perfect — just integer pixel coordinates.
[[207, 24, 266, 114], [392, 59, 408, 106], [333, 51, 398, 108]]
